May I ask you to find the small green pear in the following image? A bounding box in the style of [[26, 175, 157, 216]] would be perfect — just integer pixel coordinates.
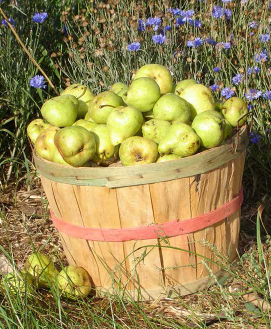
[[153, 93, 191, 123], [174, 79, 197, 96], [142, 119, 171, 144], [119, 136, 158, 166], [73, 119, 97, 131], [34, 126, 60, 161], [25, 252, 59, 288], [123, 77, 160, 112], [54, 126, 96, 167], [84, 112, 95, 122], [180, 84, 215, 119], [134, 64, 173, 95], [157, 154, 181, 162], [1, 271, 35, 295], [158, 123, 200, 157], [61, 84, 94, 119], [41, 95, 79, 127], [27, 119, 51, 144], [110, 82, 128, 98], [192, 111, 225, 148], [107, 106, 144, 145], [88, 91, 124, 124], [58, 266, 92, 299], [221, 97, 248, 127]]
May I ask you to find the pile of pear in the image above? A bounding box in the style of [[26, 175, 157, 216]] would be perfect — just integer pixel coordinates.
[[27, 64, 248, 167], [1, 252, 92, 299]]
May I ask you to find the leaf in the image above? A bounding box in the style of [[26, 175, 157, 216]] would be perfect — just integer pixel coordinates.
[[244, 302, 262, 315]]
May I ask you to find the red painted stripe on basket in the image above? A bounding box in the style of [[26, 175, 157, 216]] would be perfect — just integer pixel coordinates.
[[50, 188, 243, 242]]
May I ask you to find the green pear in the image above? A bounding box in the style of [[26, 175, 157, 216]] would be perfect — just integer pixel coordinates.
[[153, 93, 191, 123], [192, 111, 225, 148], [214, 98, 223, 112], [41, 95, 79, 127], [27, 119, 51, 144], [88, 91, 124, 124], [142, 119, 171, 144], [1, 270, 35, 295], [25, 252, 59, 288], [224, 119, 233, 139], [90, 124, 116, 163], [73, 119, 97, 131], [174, 79, 197, 96], [119, 136, 158, 166], [34, 126, 60, 161], [61, 84, 94, 119], [158, 123, 200, 157], [107, 106, 144, 145], [157, 154, 181, 162], [123, 77, 160, 112], [84, 112, 95, 122], [180, 84, 215, 119], [110, 82, 128, 98], [221, 97, 248, 127], [51, 148, 69, 165], [54, 126, 96, 167], [134, 64, 173, 95], [58, 266, 92, 299]]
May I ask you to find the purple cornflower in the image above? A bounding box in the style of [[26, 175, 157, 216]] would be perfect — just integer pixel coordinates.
[[247, 66, 260, 74], [180, 10, 195, 21], [263, 91, 271, 99], [213, 67, 220, 72], [232, 74, 243, 85], [222, 0, 232, 3], [269, 2, 271, 9], [30, 75, 46, 89], [127, 42, 141, 52], [1, 18, 15, 27], [188, 19, 202, 28], [245, 89, 262, 101], [223, 9, 232, 20], [187, 37, 203, 47], [138, 19, 145, 32], [167, 8, 182, 16], [205, 37, 216, 45], [165, 25, 171, 31], [221, 87, 235, 99], [250, 132, 261, 144], [152, 34, 166, 44], [146, 17, 162, 27], [254, 50, 268, 63], [212, 5, 224, 18], [247, 104, 254, 111], [216, 42, 231, 49], [249, 21, 258, 28], [175, 17, 186, 26], [210, 84, 219, 91], [260, 34, 270, 42], [32, 12, 48, 24]]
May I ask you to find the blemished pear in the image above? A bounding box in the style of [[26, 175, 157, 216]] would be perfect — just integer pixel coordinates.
[[134, 64, 173, 95], [222, 97, 248, 127], [27, 119, 51, 144], [158, 123, 200, 157], [34, 126, 60, 161], [41, 95, 79, 127], [153, 93, 191, 123], [180, 84, 215, 119], [142, 119, 171, 144], [88, 91, 124, 124], [54, 126, 96, 167], [123, 77, 160, 112], [25, 252, 59, 288], [107, 106, 144, 145], [157, 154, 181, 162], [1, 271, 35, 295], [57, 266, 92, 299], [192, 110, 225, 148], [61, 84, 94, 119], [72, 119, 97, 131], [119, 136, 158, 166], [174, 79, 197, 96], [110, 82, 128, 98]]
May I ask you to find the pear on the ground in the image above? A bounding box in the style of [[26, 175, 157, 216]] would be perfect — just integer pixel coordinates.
[[25, 252, 59, 288], [110, 82, 128, 98], [54, 126, 96, 167], [107, 106, 143, 145], [1, 270, 35, 295], [41, 95, 78, 127], [27, 119, 51, 144], [142, 119, 171, 144], [180, 84, 215, 119], [58, 266, 92, 299], [157, 154, 181, 162], [35, 126, 60, 161], [153, 93, 191, 123], [134, 64, 173, 95], [119, 136, 158, 166], [61, 84, 94, 119], [221, 97, 248, 127], [174, 79, 197, 96], [192, 111, 225, 148], [73, 119, 97, 131], [88, 91, 124, 124], [158, 123, 200, 157], [123, 77, 160, 112]]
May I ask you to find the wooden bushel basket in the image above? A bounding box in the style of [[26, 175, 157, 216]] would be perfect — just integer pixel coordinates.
[[34, 126, 248, 300]]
